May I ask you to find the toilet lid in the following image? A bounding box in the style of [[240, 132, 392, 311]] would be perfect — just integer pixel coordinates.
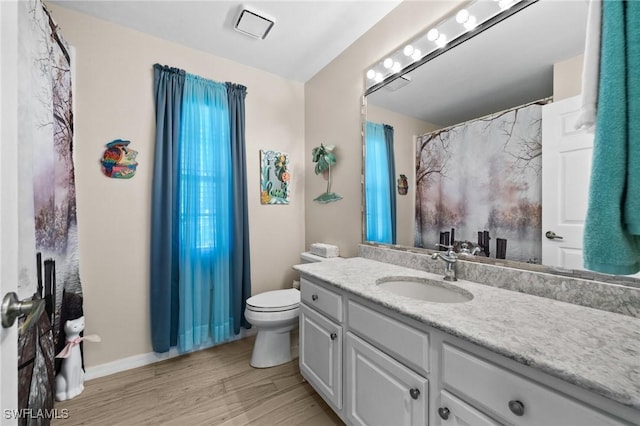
[[246, 288, 300, 312]]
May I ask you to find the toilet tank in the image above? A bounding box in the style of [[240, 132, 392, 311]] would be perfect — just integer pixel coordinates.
[[300, 252, 343, 264]]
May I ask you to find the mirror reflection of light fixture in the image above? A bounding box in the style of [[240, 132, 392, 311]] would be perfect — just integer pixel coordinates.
[[456, 9, 477, 30], [498, 0, 518, 11], [364, 0, 531, 93]]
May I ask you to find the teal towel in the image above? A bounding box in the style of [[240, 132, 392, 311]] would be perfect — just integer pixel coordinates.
[[624, 1, 640, 232], [584, 0, 640, 274]]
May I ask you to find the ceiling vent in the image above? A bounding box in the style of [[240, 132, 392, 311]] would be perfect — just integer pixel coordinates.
[[234, 7, 275, 40]]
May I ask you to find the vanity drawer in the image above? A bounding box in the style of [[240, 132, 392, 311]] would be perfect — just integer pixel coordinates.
[[442, 344, 629, 426], [347, 300, 429, 376], [439, 390, 500, 426], [301, 278, 343, 323]]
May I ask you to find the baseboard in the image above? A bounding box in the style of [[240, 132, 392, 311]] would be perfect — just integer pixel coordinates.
[[85, 328, 257, 381]]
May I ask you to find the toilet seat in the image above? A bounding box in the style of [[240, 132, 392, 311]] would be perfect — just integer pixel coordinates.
[[246, 288, 300, 313]]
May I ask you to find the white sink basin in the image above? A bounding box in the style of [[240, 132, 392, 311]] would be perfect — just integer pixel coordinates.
[[376, 276, 473, 303]]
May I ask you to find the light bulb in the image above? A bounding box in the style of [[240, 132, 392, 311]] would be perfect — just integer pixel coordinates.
[[498, 0, 514, 10], [403, 45, 414, 56], [456, 9, 469, 23], [392, 61, 402, 73], [464, 15, 477, 30], [436, 34, 447, 48], [366, 69, 376, 80], [374, 72, 383, 83], [411, 49, 422, 61], [427, 28, 439, 42], [383, 58, 394, 69]]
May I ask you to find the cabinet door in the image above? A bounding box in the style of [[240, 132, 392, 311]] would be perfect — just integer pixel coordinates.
[[346, 332, 428, 426], [299, 305, 342, 410], [438, 391, 502, 426]]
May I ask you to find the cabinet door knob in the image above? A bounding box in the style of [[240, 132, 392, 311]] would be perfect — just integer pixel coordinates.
[[330, 332, 337, 340], [508, 400, 525, 416], [438, 407, 450, 420], [409, 388, 420, 400], [311, 294, 318, 301]]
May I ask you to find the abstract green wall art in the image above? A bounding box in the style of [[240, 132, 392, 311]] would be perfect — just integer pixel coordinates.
[[260, 150, 290, 205]]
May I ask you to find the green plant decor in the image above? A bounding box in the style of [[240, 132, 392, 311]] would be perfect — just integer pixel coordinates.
[[311, 143, 342, 204]]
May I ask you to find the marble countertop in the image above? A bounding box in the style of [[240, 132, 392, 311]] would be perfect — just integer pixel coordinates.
[[294, 257, 640, 410]]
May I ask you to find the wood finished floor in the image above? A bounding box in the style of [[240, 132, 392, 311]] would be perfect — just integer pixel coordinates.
[[52, 335, 343, 426]]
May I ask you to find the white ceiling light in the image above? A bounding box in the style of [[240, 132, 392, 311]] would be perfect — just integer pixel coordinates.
[[234, 7, 275, 39]]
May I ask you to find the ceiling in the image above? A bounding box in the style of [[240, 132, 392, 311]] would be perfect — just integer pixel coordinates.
[[367, 0, 589, 127], [49, 0, 402, 82]]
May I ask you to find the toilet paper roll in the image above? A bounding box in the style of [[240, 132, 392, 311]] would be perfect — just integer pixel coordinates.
[[292, 280, 300, 289]]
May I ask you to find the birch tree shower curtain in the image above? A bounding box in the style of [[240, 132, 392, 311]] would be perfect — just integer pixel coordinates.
[[415, 103, 543, 262], [18, 1, 82, 422]]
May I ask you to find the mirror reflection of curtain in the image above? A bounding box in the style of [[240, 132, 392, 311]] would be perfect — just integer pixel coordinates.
[[365, 122, 396, 244]]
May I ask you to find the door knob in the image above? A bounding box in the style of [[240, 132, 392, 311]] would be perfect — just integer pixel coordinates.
[[545, 231, 563, 240], [330, 332, 337, 340], [409, 388, 420, 400], [1, 292, 46, 334]]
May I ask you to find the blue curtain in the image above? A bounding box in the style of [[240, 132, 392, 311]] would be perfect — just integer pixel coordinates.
[[150, 64, 184, 353], [178, 74, 233, 352], [365, 121, 396, 244], [226, 83, 252, 334], [151, 66, 251, 353], [384, 124, 397, 244]]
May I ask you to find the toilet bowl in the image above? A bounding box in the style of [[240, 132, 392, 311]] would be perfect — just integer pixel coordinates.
[[245, 249, 342, 368], [245, 288, 300, 368]]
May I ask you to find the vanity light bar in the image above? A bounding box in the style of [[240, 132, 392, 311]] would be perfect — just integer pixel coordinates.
[[365, 0, 535, 95]]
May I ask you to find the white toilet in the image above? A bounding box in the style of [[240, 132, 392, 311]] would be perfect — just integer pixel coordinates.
[[244, 251, 342, 368]]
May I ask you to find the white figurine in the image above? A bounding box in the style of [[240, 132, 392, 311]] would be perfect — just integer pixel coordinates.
[[55, 316, 100, 401]]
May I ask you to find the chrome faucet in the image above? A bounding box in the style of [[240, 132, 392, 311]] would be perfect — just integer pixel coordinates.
[[431, 244, 458, 281], [459, 242, 481, 256]]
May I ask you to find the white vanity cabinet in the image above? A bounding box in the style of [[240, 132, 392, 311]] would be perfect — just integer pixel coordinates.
[[299, 278, 343, 413], [298, 275, 638, 426], [346, 300, 430, 425], [346, 332, 428, 425]]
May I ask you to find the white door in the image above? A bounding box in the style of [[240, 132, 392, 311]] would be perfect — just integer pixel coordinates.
[[346, 333, 428, 426], [1, 0, 20, 423], [541, 96, 593, 269], [299, 305, 343, 411]]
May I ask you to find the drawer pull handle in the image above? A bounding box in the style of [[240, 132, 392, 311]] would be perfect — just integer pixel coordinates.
[[438, 407, 450, 420], [508, 400, 525, 416], [409, 388, 420, 400], [311, 294, 318, 301], [330, 332, 337, 340]]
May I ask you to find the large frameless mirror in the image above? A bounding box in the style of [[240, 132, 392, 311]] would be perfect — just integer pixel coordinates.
[[362, 0, 639, 284]]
